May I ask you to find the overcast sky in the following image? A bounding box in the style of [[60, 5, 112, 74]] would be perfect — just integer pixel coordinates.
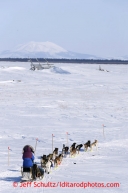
[[0, 0, 128, 58]]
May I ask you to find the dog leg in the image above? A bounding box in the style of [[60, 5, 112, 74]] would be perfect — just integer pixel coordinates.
[[71, 152, 73, 158], [96, 144, 98, 151], [90, 146, 93, 151], [85, 147, 88, 152]]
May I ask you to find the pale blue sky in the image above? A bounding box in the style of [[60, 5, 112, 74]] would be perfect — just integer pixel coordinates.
[[0, 0, 128, 57]]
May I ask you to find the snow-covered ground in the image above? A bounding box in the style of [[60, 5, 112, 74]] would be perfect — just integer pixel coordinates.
[[0, 62, 128, 193]]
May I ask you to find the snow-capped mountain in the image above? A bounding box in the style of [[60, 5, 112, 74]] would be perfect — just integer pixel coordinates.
[[0, 41, 100, 59]]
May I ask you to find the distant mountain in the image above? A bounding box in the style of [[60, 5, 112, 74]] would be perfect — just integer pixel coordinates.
[[0, 41, 101, 59]]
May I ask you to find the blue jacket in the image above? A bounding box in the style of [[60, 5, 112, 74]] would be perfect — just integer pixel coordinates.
[[23, 154, 34, 168]]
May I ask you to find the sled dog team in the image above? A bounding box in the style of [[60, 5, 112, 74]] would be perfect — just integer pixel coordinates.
[[21, 140, 98, 180]]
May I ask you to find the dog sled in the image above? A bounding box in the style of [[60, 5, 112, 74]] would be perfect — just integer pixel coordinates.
[[21, 164, 44, 182], [21, 167, 33, 182]]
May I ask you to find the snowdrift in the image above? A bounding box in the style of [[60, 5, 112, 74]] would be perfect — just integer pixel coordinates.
[[51, 66, 70, 74]]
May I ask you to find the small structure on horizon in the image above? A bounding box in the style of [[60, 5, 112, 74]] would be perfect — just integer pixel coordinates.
[[99, 65, 104, 71], [29, 58, 54, 71]]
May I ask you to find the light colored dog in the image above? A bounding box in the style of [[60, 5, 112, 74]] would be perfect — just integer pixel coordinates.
[[45, 160, 52, 174], [90, 140, 98, 151], [54, 154, 63, 167], [41, 155, 53, 174]]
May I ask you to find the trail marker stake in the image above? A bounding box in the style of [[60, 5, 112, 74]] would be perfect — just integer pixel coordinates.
[[35, 138, 38, 154], [8, 147, 11, 166], [52, 134, 54, 152], [8, 147, 9, 166], [66, 132, 69, 146], [102, 124, 105, 139]]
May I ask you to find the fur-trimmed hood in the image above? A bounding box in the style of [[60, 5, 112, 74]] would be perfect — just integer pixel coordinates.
[[23, 145, 33, 158]]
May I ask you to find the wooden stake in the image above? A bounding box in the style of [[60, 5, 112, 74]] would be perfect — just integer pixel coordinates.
[[66, 132, 68, 146], [52, 134, 53, 152], [8, 147, 9, 166], [8, 147, 12, 166], [35, 138, 38, 154], [103, 124, 105, 139]]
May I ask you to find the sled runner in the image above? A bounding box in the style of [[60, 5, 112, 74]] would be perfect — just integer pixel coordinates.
[[21, 167, 33, 182], [21, 164, 44, 182]]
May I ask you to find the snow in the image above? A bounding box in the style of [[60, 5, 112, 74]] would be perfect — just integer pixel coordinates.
[[51, 66, 70, 74], [0, 62, 128, 193]]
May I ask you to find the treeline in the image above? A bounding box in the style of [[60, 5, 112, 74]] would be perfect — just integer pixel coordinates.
[[0, 58, 128, 64]]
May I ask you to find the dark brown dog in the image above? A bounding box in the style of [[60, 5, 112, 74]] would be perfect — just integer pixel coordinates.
[[70, 147, 77, 157], [84, 140, 91, 151], [33, 164, 44, 180], [76, 144, 83, 154], [62, 146, 69, 156], [70, 143, 77, 152], [53, 148, 59, 157], [41, 155, 46, 167], [47, 154, 54, 160]]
